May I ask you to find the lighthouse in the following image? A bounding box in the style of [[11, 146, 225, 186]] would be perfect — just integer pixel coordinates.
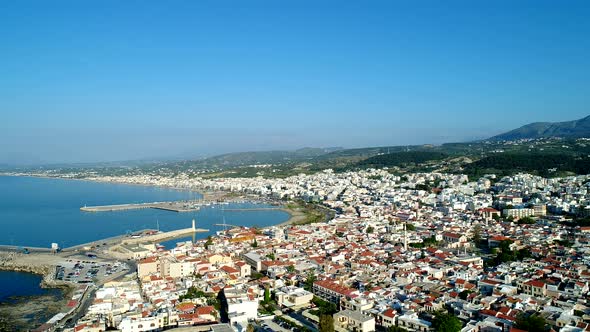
[[192, 219, 196, 231]]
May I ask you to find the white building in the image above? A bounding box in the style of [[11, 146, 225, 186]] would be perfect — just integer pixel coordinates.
[[334, 309, 375, 332]]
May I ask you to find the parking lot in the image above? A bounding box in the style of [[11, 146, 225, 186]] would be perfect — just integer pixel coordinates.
[[55, 259, 128, 284], [257, 320, 291, 332]]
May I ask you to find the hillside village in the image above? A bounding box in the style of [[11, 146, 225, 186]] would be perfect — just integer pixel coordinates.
[[65, 168, 590, 332]]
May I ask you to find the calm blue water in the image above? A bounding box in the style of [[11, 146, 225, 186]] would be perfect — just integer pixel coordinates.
[[0, 270, 62, 303], [0, 176, 289, 249]]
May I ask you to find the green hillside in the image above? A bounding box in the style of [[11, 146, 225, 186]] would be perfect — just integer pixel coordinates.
[[490, 115, 590, 140]]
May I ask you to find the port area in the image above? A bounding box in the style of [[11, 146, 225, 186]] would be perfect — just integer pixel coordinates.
[[79, 191, 285, 213], [0, 226, 208, 330], [80, 200, 203, 212]]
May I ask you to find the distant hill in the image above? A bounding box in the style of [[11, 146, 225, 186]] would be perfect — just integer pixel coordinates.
[[159, 147, 343, 171], [203, 147, 342, 166], [462, 153, 590, 178], [490, 115, 590, 140], [355, 151, 448, 169]]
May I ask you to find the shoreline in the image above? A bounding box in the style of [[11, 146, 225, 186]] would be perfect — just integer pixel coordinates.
[[1, 172, 300, 225], [0, 252, 74, 291], [0, 174, 333, 248], [0, 174, 285, 248], [277, 207, 307, 226]]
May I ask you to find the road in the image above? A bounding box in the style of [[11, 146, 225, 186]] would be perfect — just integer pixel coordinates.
[[287, 311, 318, 331], [255, 320, 290, 332], [62, 286, 97, 329]]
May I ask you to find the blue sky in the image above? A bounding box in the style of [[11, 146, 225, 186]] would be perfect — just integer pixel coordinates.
[[1, 1, 589, 164]]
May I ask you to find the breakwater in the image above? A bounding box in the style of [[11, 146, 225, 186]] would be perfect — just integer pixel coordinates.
[[80, 200, 202, 213]]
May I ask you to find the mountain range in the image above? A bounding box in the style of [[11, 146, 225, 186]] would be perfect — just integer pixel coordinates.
[[489, 115, 590, 141], [7, 115, 590, 178]]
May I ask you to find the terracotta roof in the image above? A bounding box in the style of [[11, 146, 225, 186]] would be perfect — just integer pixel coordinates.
[[382, 308, 397, 318], [314, 279, 356, 296], [524, 280, 545, 288], [196, 306, 216, 315], [139, 257, 158, 264]]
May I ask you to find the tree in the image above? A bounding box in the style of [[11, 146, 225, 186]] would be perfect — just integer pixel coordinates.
[[515, 313, 547, 332], [516, 248, 532, 260], [387, 326, 408, 332], [263, 286, 271, 304], [251, 238, 258, 248], [313, 296, 337, 315], [459, 290, 472, 300], [251, 271, 264, 280], [405, 223, 416, 231], [286, 265, 296, 273], [366, 226, 375, 234], [432, 311, 462, 332], [472, 224, 482, 247], [319, 313, 334, 332], [304, 272, 317, 291], [518, 217, 536, 225], [416, 183, 431, 191], [179, 286, 206, 301], [204, 236, 213, 250]]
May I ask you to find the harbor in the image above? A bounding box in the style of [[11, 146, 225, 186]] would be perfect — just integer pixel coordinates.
[[0, 220, 210, 330], [0, 222, 209, 254], [0, 176, 291, 330]]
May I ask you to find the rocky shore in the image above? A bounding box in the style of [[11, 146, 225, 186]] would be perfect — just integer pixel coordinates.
[[0, 252, 71, 290], [0, 252, 74, 330]]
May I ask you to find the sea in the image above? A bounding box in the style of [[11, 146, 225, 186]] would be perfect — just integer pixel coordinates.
[[0, 175, 289, 303]]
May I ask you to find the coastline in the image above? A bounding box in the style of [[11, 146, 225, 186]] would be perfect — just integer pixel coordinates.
[[0, 252, 73, 291], [277, 207, 306, 226], [1, 173, 334, 227], [0, 174, 331, 329], [1, 173, 299, 227]]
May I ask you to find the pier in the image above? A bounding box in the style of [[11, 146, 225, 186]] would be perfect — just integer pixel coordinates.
[[122, 227, 208, 245], [81, 201, 286, 213], [63, 222, 208, 252], [80, 201, 202, 213], [0, 245, 52, 253]]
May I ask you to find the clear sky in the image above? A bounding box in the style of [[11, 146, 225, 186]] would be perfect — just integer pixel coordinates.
[[1, 1, 589, 164]]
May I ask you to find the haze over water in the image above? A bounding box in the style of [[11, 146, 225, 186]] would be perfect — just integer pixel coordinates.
[[0, 176, 289, 249]]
